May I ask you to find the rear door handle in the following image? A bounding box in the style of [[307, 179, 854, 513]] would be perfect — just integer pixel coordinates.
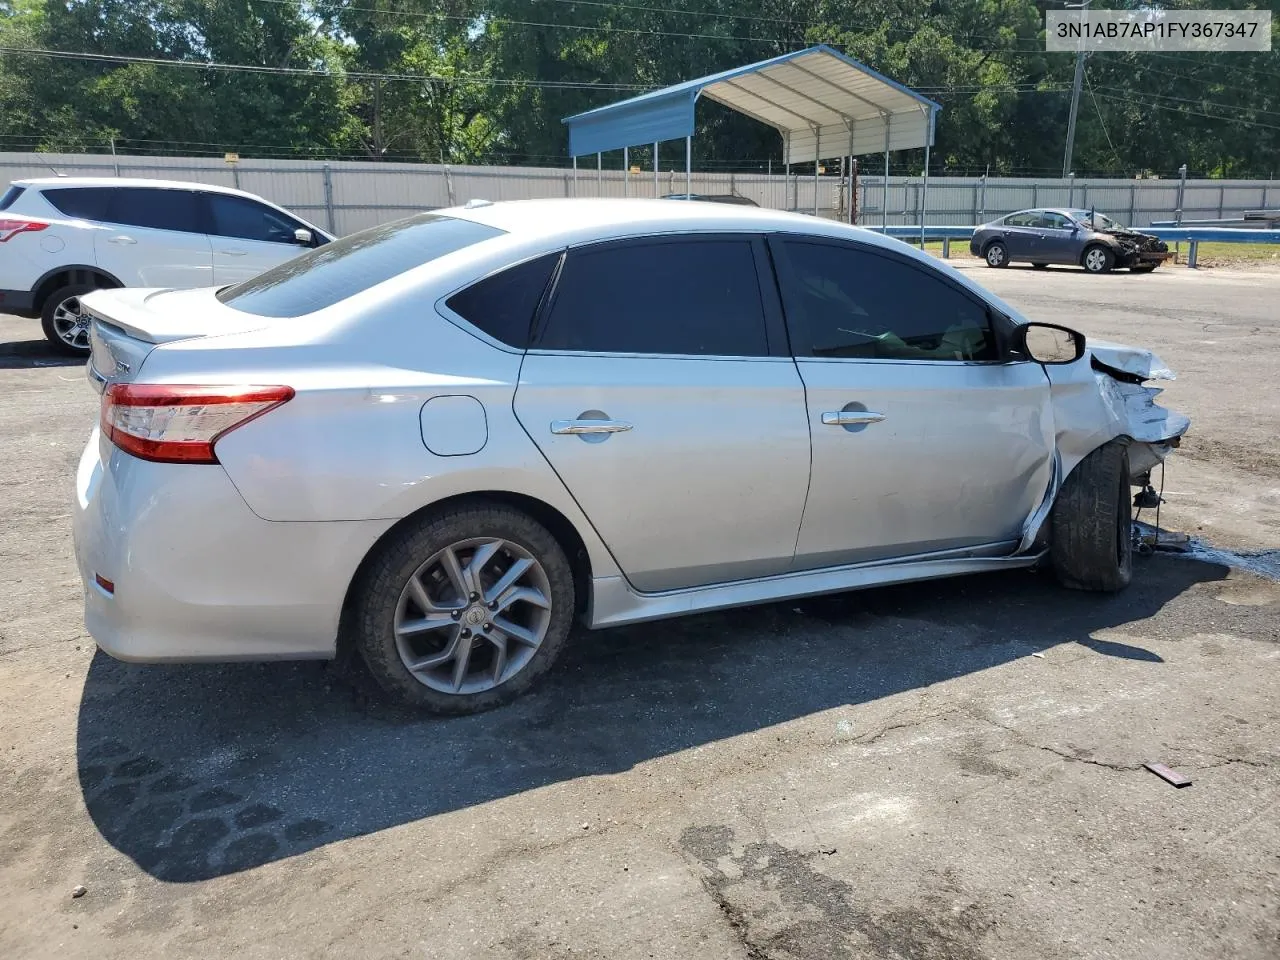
[[821, 411, 887, 426], [106, 235, 136, 245], [216, 249, 247, 256], [551, 419, 633, 435]]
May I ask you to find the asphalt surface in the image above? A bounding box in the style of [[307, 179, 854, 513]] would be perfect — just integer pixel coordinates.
[[1, 262, 1278, 959]]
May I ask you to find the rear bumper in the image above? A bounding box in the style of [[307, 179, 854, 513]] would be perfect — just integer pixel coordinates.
[[0, 288, 36, 317], [72, 429, 394, 662]]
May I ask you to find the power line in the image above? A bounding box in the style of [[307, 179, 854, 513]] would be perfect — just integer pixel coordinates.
[[0, 46, 652, 89], [1091, 90, 1280, 134]]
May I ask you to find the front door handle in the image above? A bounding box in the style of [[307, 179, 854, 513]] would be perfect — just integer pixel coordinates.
[[821, 410, 887, 426], [551, 419, 633, 435], [106, 235, 137, 245]]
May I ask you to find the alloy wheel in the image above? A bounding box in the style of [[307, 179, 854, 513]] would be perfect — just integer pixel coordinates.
[[393, 537, 553, 695], [51, 295, 92, 351], [1085, 248, 1108, 272], [986, 245, 1005, 266]]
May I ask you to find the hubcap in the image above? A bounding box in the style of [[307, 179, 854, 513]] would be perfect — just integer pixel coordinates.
[[52, 295, 92, 350], [393, 537, 552, 695]]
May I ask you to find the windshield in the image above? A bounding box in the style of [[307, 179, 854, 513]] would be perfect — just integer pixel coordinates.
[[217, 213, 505, 318], [1071, 210, 1125, 232]]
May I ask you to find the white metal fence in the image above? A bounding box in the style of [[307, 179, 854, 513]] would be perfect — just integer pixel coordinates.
[[3, 152, 1277, 234]]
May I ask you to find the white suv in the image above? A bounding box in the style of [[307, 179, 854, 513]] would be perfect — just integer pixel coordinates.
[[0, 177, 333, 354]]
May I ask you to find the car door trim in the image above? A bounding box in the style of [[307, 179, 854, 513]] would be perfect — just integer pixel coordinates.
[[586, 540, 1036, 628]]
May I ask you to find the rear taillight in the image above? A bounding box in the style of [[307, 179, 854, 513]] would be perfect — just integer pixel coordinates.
[[101, 384, 294, 464], [0, 217, 49, 242]]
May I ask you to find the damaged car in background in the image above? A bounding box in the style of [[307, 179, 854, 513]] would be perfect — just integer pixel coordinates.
[[971, 207, 1173, 273], [71, 199, 1189, 714]]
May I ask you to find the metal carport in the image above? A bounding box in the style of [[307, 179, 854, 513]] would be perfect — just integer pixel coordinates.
[[561, 44, 941, 239]]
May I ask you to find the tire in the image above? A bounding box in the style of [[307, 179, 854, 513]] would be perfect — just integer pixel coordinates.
[[1050, 440, 1133, 592], [348, 502, 576, 714], [1081, 245, 1115, 274], [1031, 262, 1049, 270], [984, 241, 1009, 268], [40, 283, 100, 355]]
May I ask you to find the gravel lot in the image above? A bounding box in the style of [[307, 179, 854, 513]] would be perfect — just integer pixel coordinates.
[[1, 262, 1277, 960]]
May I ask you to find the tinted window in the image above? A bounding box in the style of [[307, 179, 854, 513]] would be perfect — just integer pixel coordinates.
[[1003, 212, 1037, 227], [108, 188, 202, 233], [539, 239, 768, 356], [0, 185, 24, 211], [779, 241, 996, 362], [446, 254, 559, 348], [41, 186, 114, 221], [218, 213, 504, 318], [207, 193, 302, 243]]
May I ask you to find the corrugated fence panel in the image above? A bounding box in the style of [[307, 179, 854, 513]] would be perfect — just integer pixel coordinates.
[[3, 153, 1278, 234]]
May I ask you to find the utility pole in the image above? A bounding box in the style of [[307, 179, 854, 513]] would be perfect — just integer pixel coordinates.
[[1062, 0, 1091, 178]]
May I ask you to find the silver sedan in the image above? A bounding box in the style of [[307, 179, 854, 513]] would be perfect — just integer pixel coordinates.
[[72, 199, 1189, 713]]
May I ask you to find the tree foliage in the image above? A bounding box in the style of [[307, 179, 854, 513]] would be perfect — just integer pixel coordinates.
[[0, 0, 1277, 176]]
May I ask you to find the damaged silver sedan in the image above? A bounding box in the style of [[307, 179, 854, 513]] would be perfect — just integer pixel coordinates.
[[73, 200, 1189, 713]]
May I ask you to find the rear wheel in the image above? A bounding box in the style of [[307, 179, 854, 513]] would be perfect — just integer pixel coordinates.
[[40, 283, 99, 355], [984, 241, 1009, 268], [1082, 245, 1114, 274], [1050, 440, 1133, 592], [349, 503, 575, 714]]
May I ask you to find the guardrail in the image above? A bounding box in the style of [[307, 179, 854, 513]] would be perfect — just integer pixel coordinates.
[[862, 224, 1280, 267]]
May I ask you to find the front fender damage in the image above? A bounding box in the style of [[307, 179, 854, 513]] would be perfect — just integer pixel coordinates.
[[1017, 343, 1190, 554]]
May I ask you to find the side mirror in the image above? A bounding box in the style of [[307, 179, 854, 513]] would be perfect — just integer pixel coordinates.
[[1014, 322, 1086, 364], [1069, 224, 1079, 233], [293, 227, 313, 246]]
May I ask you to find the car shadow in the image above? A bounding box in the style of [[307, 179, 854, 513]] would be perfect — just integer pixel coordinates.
[[77, 554, 1226, 882], [0, 338, 86, 369]]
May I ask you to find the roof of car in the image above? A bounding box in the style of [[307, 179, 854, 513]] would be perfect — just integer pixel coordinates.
[[13, 176, 261, 200], [444, 197, 901, 250]]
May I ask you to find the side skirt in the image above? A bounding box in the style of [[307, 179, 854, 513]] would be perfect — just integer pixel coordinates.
[[587, 545, 1041, 629]]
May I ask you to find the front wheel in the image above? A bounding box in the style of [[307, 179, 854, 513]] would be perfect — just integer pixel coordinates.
[[984, 241, 1009, 268], [1050, 441, 1133, 592], [40, 284, 100, 355], [1082, 245, 1115, 274], [349, 502, 576, 714]]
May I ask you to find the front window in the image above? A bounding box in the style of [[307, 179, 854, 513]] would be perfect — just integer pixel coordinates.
[[217, 214, 504, 318], [778, 240, 997, 362], [1071, 210, 1124, 231]]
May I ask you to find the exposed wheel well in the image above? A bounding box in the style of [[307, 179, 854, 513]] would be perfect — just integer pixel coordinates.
[[336, 491, 594, 662], [33, 267, 121, 314]]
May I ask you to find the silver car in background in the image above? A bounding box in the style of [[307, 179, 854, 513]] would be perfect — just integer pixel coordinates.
[[970, 208, 1173, 273], [72, 199, 1189, 714]]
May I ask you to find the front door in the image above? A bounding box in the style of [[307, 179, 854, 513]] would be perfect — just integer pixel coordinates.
[[1035, 211, 1081, 264], [203, 192, 312, 284], [513, 235, 811, 592], [770, 237, 1055, 568]]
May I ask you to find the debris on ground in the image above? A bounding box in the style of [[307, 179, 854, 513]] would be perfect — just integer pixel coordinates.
[[71, 885, 87, 899], [1143, 762, 1192, 788]]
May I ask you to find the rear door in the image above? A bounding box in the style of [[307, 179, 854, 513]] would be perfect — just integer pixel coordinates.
[[513, 234, 811, 592], [91, 187, 213, 288], [1000, 212, 1040, 259], [203, 192, 314, 283], [770, 236, 1055, 568]]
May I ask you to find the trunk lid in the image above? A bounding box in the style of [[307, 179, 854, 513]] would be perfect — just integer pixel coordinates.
[[81, 287, 271, 392]]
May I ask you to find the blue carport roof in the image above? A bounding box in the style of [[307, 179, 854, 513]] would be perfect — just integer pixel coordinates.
[[563, 44, 941, 164]]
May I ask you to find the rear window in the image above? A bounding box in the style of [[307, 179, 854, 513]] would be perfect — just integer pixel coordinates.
[[217, 214, 505, 318], [0, 185, 24, 211], [41, 186, 114, 221]]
